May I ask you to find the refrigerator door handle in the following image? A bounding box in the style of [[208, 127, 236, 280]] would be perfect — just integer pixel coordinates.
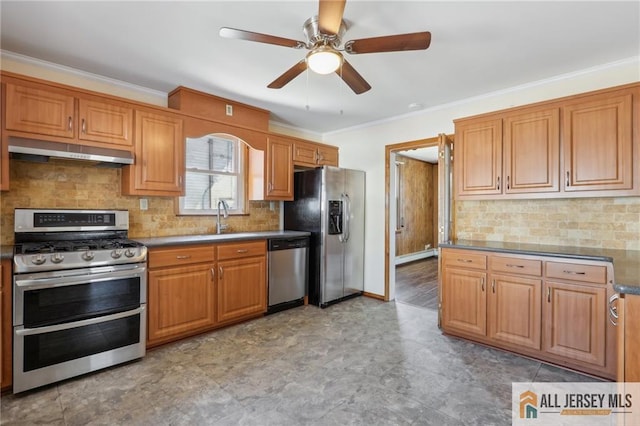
[[343, 193, 351, 242]]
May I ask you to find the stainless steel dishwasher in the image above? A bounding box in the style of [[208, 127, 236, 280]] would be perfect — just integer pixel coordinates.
[[267, 236, 309, 314]]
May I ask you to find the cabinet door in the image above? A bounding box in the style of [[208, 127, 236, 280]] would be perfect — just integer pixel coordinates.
[[217, 256, 267, 323], [504, 108, 560, 194], [543, 281, 606, 367], [317, 145, 339, 166], [147, 264, 216, 343], [292, 141, 318, 167], [5, 83, 75, 138], [442, 267, 487, 337], [265, 137, 293, 200], [123, 110, 184, 195], [78, 99, 133, 147], [488, 274, 542, 350], [622, 295, 640, 381], [562, 93, 633, 192], [455, 118, 502, 196]]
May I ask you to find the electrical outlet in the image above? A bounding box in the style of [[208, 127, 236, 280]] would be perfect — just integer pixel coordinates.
[[140, 198, 148, 211], [225, 104, 233, 116]]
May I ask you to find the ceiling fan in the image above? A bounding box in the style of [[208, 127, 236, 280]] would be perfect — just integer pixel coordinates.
[[219, 0, 431, 95]]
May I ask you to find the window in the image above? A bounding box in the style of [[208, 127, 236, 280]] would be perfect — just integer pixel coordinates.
[[178, 134, 246, 215]]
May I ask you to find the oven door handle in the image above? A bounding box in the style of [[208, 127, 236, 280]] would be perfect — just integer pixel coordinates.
[[15, 306, 146, 336], [15, 267, 146, 290]]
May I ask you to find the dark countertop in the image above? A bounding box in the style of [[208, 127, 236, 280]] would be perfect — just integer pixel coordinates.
[[440, 240, 640, 295], [133, 230, 311, 248]]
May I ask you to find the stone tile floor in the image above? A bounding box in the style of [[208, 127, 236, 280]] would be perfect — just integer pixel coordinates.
[[0, 297, 597, 425]]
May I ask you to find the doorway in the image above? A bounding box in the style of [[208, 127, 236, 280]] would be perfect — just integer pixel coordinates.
[[384, 134, 453, 306]]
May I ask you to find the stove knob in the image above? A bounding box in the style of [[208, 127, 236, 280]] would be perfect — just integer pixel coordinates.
[[111, 249, 123, 259], [31, 254, 46, 265], [124, 248, 136, 258], [82, 251, 95, 261], [50, 253, 65, 264]]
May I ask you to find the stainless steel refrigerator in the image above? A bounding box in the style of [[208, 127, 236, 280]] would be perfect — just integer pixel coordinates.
[[284, 166, 365, 308]]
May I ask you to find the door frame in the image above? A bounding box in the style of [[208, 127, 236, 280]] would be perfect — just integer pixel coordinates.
[[384, 134, 452, 301]]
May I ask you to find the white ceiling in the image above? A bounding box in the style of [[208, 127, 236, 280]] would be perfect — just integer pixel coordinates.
[[1, 1, 638, 135]]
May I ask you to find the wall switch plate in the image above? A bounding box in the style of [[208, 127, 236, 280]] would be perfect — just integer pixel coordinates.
[[226, 104, 233, 116], [140, 198, 148, 210]]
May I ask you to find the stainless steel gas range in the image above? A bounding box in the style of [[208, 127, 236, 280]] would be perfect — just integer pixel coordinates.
[[12, 209, 147, 393]]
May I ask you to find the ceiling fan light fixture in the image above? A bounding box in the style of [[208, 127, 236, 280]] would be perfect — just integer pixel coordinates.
[[306, 45, 343, 75]]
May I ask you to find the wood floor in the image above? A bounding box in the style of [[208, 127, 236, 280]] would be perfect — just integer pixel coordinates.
[[394, 256, 439, 310]]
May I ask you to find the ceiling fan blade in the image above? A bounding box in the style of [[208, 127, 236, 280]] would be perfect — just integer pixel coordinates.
[[267, 60, 308, 89], [219, 27, 305, 49], [345, 31, 431, 54], [318, 0, 346, 35], [336, 60, 371, 95]]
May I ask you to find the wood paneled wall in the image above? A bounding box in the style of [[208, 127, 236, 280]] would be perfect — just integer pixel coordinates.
[[395, 155, 438, 256]]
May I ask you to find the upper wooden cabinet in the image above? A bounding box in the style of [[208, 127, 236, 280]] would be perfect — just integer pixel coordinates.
[[5, 83, 75, 139], [455, 118, 502, 196], [292, 139, 339, 168], [77, 99, 133, 147], [248, 135, 294, 201], [121, 110, 184, 196], [562, 92, 633, 192], [454, 83, 639, 200], [504, 108, 560, 194], [4, 82, 134, 149]]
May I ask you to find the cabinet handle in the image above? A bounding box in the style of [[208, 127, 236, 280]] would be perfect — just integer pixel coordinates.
[[457, 258, 473, 263], [506, 175, 510, 190], [547, 288, 551, 303], [267, 182, 273, 193], [481, 277, 485, 292], [566, 171, 570, 187], [506, 264, 525, 269], [497, 176, 501, 191], [176, 255, 191, 260], [179, 175, 183, 188], [81, 118, 86, 134], [219, 266, 223, 279], [210, 268, 215, 280], [492, 279, 496, 293], [314, 149, 319, 163], [563, 270, 586, 275], [68, 116, 73, 131], [609, 293, 619, 326], [236, 249, 248, 254]]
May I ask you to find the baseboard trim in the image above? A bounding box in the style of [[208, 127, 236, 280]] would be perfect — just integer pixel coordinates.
[[363, 291, 386, 301], [395, 249, 438, 266]]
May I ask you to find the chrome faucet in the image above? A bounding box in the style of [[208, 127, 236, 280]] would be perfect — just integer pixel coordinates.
[[216, 200, 229, 234]]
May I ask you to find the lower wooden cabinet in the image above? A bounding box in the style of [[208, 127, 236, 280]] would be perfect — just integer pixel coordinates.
[[146, 240, 267, 347], [543, 280, 606, 367], [441, 247, 615, 379], [148, 264, 216, 344], [217, 256, 267, 323], [617, 293, 640, 381], [488, 274, 542, 350], [441, 267, 487, 337]]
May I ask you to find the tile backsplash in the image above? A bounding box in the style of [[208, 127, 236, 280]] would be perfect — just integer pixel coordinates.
[[0, 159, 280, 245], [455, 198, 640, 250]]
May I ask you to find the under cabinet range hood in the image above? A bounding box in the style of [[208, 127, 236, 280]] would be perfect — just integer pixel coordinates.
[[8, 137, 134, 166]]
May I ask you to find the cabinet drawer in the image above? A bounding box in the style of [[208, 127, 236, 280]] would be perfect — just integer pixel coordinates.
[[490, 256, 542, 276], [443, 251, 487, 270], [148, 245, 215, 268], [545, 261, 607, 284], [217, 240, 266, 261]]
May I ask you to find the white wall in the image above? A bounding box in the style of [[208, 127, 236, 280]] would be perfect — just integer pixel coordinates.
[[324, 57, 640, 297]]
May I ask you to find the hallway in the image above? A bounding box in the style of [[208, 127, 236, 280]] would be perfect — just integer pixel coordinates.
[[395, 257, 439, 310]]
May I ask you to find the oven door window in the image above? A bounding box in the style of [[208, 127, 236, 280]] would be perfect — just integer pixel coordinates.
[[23, 277, 140, 327], [23, 314, 141, 372]]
